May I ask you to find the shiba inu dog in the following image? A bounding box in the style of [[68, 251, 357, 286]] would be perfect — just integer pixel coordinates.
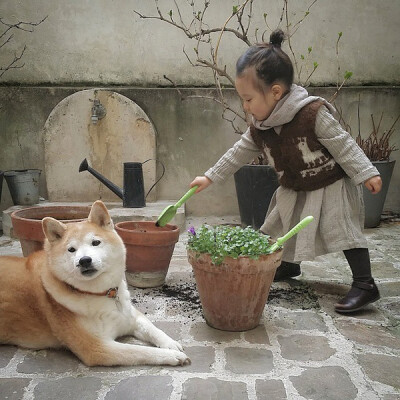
[[0, 200, 190, 367]]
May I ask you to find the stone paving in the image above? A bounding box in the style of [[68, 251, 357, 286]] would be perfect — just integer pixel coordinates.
[[0, 216, 399, 400]]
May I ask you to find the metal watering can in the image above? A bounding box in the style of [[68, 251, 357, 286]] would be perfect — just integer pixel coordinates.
[[79, 158, 165, 208]]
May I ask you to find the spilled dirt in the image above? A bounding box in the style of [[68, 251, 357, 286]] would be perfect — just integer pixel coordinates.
[[268, 282, 320, 310], [132, 279, 320, 319]]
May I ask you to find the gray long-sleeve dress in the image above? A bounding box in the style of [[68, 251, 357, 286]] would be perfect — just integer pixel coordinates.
[[205, 106, 379, 263]]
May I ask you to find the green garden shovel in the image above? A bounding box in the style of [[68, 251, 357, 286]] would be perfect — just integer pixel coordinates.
[[156, 186, 198, 227], [269, 215, 314, 253]]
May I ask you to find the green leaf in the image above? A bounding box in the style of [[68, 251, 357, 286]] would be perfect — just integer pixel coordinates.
[[187, 224, 273, 265], [301, 54, 305, 60], [233, 5, 238, 14], [169, 10, 173, 17], [338, 31, 343, 37], [308, 46, 312, 53], [313, 61, 319, 68], [344, 70, 353, 79]]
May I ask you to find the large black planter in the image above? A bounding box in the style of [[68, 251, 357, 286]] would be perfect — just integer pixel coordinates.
[[363, 160, 395, 228], [234, 165, 279, 230]]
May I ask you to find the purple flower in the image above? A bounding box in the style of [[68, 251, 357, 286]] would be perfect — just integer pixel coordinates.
[[188, 226, 196, 236]]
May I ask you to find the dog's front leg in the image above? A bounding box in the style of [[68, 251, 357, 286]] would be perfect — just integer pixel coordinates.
[[131, 311, 184, 353], [83, 341, 189, 367], [60, 323, 189, 367]]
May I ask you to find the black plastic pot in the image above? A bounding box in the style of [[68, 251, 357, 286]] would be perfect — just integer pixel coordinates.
[[363, 160, 395, 228], [234, 165, 279, 230]]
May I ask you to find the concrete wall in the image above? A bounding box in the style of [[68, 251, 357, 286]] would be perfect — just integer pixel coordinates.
[[1, 87, 399, 216], [0, 0, 399, 86], [0, 1, 399, 216]]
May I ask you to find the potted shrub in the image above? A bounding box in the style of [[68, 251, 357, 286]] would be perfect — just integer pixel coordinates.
[[187, 224, 282, 331], [355, 113, 399, 228]]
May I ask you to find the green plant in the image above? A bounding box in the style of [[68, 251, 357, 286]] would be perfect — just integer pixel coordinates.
[[187, 224, 273, 265]]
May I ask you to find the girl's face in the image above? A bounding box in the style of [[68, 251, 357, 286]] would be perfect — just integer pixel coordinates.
[[235, 71, 284, 121]]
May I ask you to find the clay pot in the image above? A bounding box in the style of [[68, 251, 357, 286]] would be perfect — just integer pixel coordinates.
[[188, 249, 282, 331], [115, 221, 179, 288], [11, 205, 91, 256]]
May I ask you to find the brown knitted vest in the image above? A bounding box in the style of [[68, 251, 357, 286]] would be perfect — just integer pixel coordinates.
[[250, 100, 346, 191]]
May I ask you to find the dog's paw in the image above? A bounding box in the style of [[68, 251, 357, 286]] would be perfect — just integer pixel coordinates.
[[170, 350, 191, 367], [158, 337, 184, 352]]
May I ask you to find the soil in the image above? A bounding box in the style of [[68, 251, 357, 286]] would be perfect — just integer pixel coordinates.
[[268, 282, 320, 310], [132, 279, 320, 318]]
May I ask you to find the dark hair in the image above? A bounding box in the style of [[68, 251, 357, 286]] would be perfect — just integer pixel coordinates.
[[236, 29, 294, 89]]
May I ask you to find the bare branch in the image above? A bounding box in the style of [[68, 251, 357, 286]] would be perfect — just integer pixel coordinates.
[[0, 15, 47, 79], [0, 45, 26, 78], [134, 8, 250, 43], [0, 15, 47, 39], [214, 0, 251, 62], [289, 0, 317, 37], [329, 76, 350, 103]]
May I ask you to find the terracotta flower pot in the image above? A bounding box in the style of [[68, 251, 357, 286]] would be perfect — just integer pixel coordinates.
[[11, 205, 91, 256], [188, 249, 282, 331], [115, 221, 179, 288]]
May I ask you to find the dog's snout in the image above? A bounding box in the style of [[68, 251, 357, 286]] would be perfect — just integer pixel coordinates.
[[78, 256, 92, 268]]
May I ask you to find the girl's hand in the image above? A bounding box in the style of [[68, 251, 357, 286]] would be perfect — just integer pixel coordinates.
[[190, 176, 212, 193], [364, 176, 382, 194]]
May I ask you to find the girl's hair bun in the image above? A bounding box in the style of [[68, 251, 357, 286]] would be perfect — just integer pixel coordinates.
[[269, 29, 285, 47]]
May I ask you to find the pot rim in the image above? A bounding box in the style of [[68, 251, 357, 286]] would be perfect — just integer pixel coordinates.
[[187, 249, 282, 274], [11, 205, 91, 223], [4, 169, 42, 177], [115, 220, 179, 234]]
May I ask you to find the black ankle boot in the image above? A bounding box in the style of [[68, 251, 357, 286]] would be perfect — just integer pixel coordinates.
[[335, 279, 380, 313], [274, 261, 301, 281]]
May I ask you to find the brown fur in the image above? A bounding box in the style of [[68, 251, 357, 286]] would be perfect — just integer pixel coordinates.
[[0, 201, 189, 367]]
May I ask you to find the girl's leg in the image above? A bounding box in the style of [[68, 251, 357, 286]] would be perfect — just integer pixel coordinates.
[[274, 261, 301, 281], [335, 248, 380, 313]]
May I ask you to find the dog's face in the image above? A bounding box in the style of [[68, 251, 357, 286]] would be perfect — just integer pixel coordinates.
[[42, 201, 126, 290]]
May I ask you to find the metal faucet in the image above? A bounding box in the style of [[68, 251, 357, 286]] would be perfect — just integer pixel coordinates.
[[91, 99, 106, 124]]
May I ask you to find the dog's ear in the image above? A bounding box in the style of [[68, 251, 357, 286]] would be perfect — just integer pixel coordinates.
[[42, 217, 67, 242], [88, 200, 114, 230]]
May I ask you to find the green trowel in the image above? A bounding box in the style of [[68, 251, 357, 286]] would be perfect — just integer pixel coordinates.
[[269, 215, 314, 253], [156, 186, 199, 227]]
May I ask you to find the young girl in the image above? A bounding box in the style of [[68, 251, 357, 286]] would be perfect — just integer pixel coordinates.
[[190, 29, 382, 314]]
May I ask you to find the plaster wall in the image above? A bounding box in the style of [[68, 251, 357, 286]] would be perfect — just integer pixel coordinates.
[[0, 1, 399, 216], [0, 0, 399, 86], [0, 86, 399, 216]]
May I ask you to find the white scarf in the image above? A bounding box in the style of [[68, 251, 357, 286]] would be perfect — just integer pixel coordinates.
[[252, 84, 336, 133]]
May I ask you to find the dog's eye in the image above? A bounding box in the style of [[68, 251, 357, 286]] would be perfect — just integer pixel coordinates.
[[68, 247, 76, 253], [92, 240, 101, 246]]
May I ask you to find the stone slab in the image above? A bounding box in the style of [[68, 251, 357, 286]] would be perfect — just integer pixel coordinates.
[[290, 366, 358, 400]]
